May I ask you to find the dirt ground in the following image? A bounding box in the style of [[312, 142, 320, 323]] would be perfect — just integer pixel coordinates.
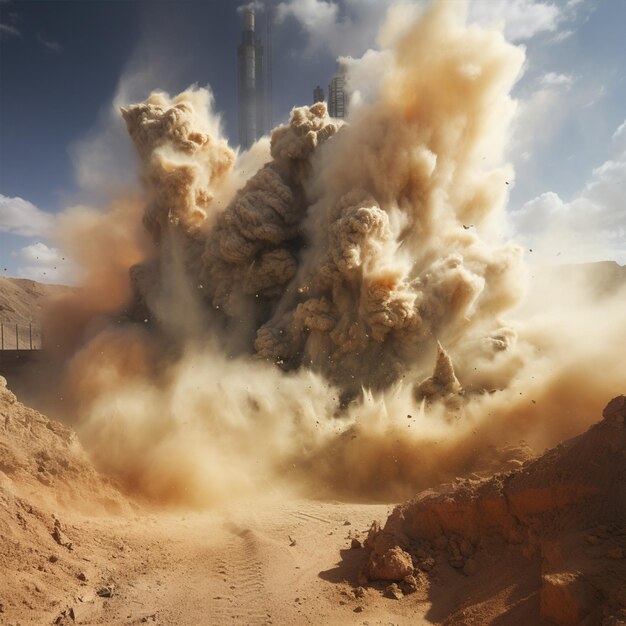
[[3, 376, 624, 626], [0, 374, 426, 626]]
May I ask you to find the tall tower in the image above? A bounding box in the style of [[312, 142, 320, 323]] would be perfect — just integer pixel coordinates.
[[238, 8, 266, 149], [313, 85, 325, 104], [328, 62, 348, 118], [265, 4, 274, 131]]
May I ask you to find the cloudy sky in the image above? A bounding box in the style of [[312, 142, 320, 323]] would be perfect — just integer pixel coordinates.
[[0, 0, 624, 283]]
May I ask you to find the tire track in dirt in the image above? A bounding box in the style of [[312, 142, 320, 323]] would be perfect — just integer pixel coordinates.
[[210, 523, 273, 625]]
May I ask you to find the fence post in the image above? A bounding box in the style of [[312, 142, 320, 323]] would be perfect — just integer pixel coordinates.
[[29, 322, 33, 350], [15, 323, 18, 350]]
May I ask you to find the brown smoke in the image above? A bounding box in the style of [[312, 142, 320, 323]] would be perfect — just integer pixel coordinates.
[[45, 0, 625, 506]]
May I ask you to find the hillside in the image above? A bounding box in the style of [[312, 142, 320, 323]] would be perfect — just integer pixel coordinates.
[[0, 277, 71, 349]]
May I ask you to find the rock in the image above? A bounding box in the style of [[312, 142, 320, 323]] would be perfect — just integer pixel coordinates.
[[367, 546, 414, 581], [400, 574, 419, 595], [350, 538, 363, 549], [384, 583, 404, 600], [96, 584, 115, 598], [77, 571, 87, 582], [54, 607, 75, 624], [353, 606, 364, 613], [343, 520, 351, 526], [540, 573, 602, 626], [463, 559, 477, 576], [353, 586, 366, 599], [51, 521, 73, 550], [402, 572, 430, 600], [449, 558, 464, 569], [365, 521, 382, 547], [417, 557, 436, 572], [49, 554, 59, 563], [603, 396, 626, 428], [506, 459, 525, 469]]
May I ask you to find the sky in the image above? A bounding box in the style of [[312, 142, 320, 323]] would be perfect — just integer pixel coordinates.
[[0, 0, 624, 283]]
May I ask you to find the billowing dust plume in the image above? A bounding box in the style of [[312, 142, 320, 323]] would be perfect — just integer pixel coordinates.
[[45, 0, 626, 506]]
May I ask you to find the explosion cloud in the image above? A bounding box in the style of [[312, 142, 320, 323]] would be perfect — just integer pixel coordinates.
[[45, 0, 626, 506]]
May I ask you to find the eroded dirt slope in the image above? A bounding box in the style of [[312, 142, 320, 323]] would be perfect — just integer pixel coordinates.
[[357, 396, 626, 625]]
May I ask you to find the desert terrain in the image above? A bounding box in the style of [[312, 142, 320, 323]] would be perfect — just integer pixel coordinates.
[[0, 274, 625, 625], [1, 2, 625, 624]]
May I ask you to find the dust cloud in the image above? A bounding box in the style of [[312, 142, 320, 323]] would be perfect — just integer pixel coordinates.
[[44, 0, 625, 506]]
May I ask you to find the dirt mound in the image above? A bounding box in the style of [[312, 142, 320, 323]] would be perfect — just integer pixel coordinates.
[[0, 376, 129, 622], [0, 375, 125, 512], [359, 396, 626, 625]]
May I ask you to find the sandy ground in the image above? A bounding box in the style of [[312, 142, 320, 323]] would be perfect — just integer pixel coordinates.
[[3, 495, 445, 625]]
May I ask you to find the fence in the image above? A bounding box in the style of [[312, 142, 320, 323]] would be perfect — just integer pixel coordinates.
[[0, 322, 43, 350]]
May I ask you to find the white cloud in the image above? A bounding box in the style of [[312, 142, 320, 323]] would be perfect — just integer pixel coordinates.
[[612, 120, 626, 154], [510, 119, 626, 263], [539, 72, 574, 88], [552, 28, 574, 43], [16, 242, 75, 284], [276, 0, 390, 57], [0, 194, 56, 237], [276, 0, 339, 39], [18, 241, 59, 265], [508, 82, 570, 165], [508, 68, 585, 170], [276, 0, 572, 61], [469, 0, 562, 42]]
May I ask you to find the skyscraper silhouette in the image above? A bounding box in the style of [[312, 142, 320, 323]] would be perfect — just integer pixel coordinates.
[[237, 8, 266, 148], [328, 62, 347, 118]]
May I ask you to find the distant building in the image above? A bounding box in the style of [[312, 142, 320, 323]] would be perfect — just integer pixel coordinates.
[[328, 63, 348, 118], [313, 85, 324, 104], [237, 8, 267, 149]]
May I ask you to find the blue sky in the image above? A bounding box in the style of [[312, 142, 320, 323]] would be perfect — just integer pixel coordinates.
[[0, 0, 624, 282]]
